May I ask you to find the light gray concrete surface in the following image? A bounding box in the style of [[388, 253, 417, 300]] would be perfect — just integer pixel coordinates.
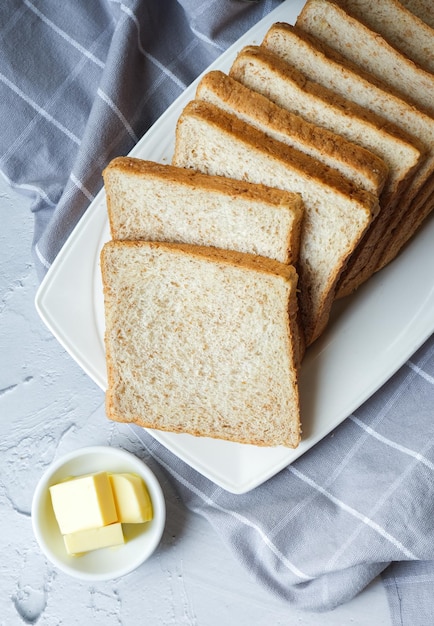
[[0, 173, 392, 625]]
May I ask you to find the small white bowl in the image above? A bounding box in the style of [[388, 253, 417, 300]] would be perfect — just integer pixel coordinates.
[[31, 446, 166, 581]]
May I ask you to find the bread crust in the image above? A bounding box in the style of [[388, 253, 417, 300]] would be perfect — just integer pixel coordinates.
[[297, 0, 434, 117], [104, 155, 302, 207], [261, 22, 434, 296], [230, 44, 424, 211], [332, 0, 434, 74], [173, 99, 377, 344], [399, 0, 434, 29], [178, 99, 377, 210], [103, 156, 304, 264], [196, 69, 388, 196]]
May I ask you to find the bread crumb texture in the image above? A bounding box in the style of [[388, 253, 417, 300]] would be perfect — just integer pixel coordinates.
[[101, 241, 301, 448]]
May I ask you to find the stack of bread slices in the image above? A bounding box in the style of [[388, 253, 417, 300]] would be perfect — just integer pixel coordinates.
[[101, 0, 433, 448]]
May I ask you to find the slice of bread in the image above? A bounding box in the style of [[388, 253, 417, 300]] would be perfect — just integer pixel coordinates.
[[173, 99, 377, 345], [101, 240, 301, 448], [230, 45, 422, 208], [262, 23, 434, 292], [229, 44, 424, 297], [291, 7, 434, 283], [296, 0, 434, 117], [399, 0, 434, 29], [103, 156, 304, 265], [262, 24, 434, 202], [196, 70, 388, 196], [332, 0, 434, 74]]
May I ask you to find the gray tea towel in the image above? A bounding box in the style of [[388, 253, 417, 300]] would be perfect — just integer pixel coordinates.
[[132, 335, 434, 622], [1, 1, 434, 624]]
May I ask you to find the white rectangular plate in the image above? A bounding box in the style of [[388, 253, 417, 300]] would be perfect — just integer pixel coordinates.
[[35, 0, 434, 494]]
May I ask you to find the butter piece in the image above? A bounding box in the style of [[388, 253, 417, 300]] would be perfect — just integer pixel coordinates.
[[109, 473, 153, 523], [63, 522, 125, 555], [49, 472, 118, 534]]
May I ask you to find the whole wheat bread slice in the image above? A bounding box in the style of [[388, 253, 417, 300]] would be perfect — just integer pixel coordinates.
[[196, 70, 388, 196], [332, 0, 434, 74], [297, 6, 434, 282], [262, 23, 434, 294], [101, 240, 301, 448], [399, 0, 434, 29], [296, 0, 434, 117], [230, 45, 421, 208], [103, 156, 304, 264], [173, 99, 377, 345], [262, 22, 434, 194], [230, 44, 424, 297]]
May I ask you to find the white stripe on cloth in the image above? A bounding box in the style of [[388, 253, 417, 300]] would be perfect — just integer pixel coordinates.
[[323, 431, 434, 582], [34, 242, 51, 270], [135, 432, 312, 582], [70, 173, 95, 202], [135, 37, 197, 112], [407, 360, 434, 385], [23, 0, 105, 69], [0, 71, 81, 146], [180, 0, 228, 52], [97, 88, 139, 142], [189, 24, 226, 53], [117, 2, 188, 90], [288, 465, 417, 560], [350, 415, 434, 472]]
